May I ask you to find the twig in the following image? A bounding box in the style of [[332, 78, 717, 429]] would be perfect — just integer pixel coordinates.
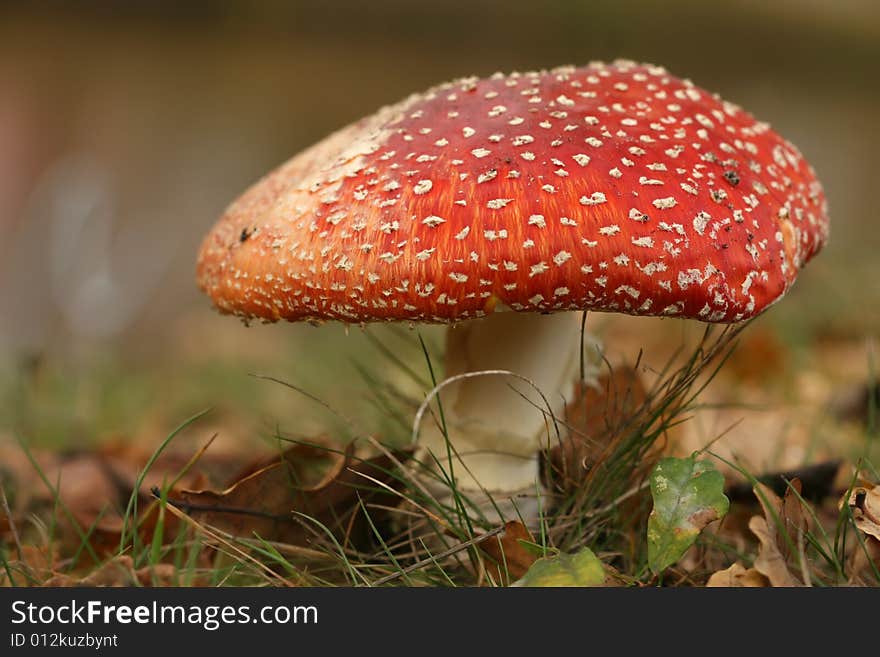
[[582, 480, 650, 519], [550, 480, 651, 534], [152, 487, 298, 523]]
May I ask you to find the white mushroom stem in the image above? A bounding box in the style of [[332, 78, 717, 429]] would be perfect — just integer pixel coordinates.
[[417, 310, 591, 499]]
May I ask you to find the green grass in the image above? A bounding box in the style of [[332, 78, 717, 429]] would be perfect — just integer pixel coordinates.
[[1, 321, 878, 587]]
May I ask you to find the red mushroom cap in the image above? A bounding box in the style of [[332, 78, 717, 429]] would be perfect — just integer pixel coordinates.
[[197, 60, 828, 324]]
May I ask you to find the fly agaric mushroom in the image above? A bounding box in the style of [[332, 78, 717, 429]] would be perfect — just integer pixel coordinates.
[[197, 61, 828, 506]]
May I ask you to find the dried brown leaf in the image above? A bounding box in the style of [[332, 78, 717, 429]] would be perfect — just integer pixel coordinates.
[[79, 556, 137, 586], [846, 535, 880, 586], [133, 563, 201, 587], [754, 480, 811, 561], [748, 480, 812, 586], [0, 544, 57, 587], [0, 444, 59, 512], [478, 521, 539, 584], [706, 562, 769, 587], [43, 556, 136, 587], [170, 441, 408, 547], [749, 515, 801, 587], [545, 367, 647, 491], [841, 480, 880, 584], [724, 328, 788, 382], [847, 482, 880, 541]]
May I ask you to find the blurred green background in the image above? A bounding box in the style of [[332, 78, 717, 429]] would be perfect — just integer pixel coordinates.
[[1, 1, 877, 451]]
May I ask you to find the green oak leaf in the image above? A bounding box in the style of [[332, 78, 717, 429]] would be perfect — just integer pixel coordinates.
[[513, 547, 606, 587], [647, 454, 729, 575]]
